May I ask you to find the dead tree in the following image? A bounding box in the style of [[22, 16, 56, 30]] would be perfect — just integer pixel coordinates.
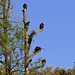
[[22, 3, 46, 75]]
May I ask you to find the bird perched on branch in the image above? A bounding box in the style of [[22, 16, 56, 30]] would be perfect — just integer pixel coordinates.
[[41, 59, 46, 63], [23, 3, 27, 10], [36, 23, 44, 33], [28, 30, 36, 46], [33, 46, 41, 53], [25, 21, 30, 26], [41, 59, 46, 67], [39, 23, 44, 31]]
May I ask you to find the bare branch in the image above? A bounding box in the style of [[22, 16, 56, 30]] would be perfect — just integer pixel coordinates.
[[36, 29, 43, 33], [7, 20, 18, 23], [6, 0, 11, 19], [29, 51, 40, 59], [11, 57, 24, 70]]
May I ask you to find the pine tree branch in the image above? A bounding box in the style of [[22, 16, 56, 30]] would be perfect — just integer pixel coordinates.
[[29, 59, 46, 72], [11, 57, 24, 70], [29, 65, 42, 72], [0, 18, 18, 23], [11, 70, 24, 73]]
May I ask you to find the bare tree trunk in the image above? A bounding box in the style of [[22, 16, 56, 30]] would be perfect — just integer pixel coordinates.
[[23, 4, 29, 75]]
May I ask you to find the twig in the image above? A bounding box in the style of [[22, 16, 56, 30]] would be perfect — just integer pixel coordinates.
[[0, 18, 18, 23], [11, 70, 24, 73], [11, 57, 24, 70]]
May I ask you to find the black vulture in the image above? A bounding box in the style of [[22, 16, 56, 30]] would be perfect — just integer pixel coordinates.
[[23, 3, 27, 10], [28, 35, 32, 46], [28, 31, 36, 46], [40, 23, 44, 30]]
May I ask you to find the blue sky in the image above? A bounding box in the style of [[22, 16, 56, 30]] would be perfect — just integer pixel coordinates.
[[11, 0, 75, 70]]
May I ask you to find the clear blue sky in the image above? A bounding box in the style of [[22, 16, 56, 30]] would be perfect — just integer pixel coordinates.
[[11, 0, 75, 70]]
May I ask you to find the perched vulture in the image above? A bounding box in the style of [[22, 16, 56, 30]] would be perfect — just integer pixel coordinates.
[[25, 21, 30, 26], [28, 35, 32, 46], [40, 23, 44, 30], [33, 46, 41, 53], [41, 59, 46, 67], [28, 31, 36, 46], [23, 3, 27, 10], [41, 59, 46, 63]]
